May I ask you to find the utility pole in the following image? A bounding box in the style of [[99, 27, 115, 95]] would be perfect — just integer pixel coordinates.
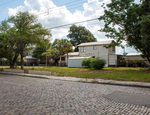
[[46, 51, 47, 67]]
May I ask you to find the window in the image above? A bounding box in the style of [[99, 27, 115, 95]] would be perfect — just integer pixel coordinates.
[[93, 46, 97, 50], [80, 47, 86, 52], [84, 47, 86, 52], [29, 52, 32, 56], [112, 46, 115, 51], [26, 52, 28, 56]]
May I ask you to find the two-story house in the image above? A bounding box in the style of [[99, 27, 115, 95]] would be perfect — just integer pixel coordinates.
[[60, 40, 117, 67]]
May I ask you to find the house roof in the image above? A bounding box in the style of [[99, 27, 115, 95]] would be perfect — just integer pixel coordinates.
[[127, 53, 142, 56], [24, 56, 37, 59], [60, 52, 79, 57], [68, 57, 89, 59], [77, 40, 113, 47]]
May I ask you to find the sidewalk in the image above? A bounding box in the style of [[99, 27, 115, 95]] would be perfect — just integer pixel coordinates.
[[0, 71, 150, 88]]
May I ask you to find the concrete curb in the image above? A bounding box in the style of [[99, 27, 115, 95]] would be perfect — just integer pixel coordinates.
[[0, 72, 150, 88]]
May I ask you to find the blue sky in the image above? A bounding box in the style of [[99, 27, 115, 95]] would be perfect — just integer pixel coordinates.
[[0, 0, 85, 21], [0, 0, 139, 54], [0, 0, 23, 21]]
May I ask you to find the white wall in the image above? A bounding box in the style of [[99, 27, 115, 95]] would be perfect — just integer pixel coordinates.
[[68, 58, 86, 67], [108, 55, 117, 66], [79, 45, 109, 57], [79, 45, 109, 66]]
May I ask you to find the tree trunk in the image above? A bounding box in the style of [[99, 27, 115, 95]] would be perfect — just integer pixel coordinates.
[[143, 50, 150, 66], [9, 52, 19, 69], [10, 60, 14, 69], [146, 51, 150, 64], [20, 53, 24, 70]]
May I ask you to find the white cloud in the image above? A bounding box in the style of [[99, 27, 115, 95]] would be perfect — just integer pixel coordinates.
[[7, 0, 137, 54]]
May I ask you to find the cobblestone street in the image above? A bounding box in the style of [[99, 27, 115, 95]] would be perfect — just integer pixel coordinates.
[[0, 74, 150, 115]]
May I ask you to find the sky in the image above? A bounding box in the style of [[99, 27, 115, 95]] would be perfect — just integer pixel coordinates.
[[0, 0, 140, 54]]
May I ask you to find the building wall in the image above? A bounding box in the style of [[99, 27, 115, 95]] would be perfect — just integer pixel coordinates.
[[108, 55, 117, 66], [127, 56, 145, 60], [68, 59, 83, 67], [108, 46, 115, 55], [79, 45, 110, 66], [65, 55, 78, 64], [79, 45, 109, 57], [126, 55, 150, 67]]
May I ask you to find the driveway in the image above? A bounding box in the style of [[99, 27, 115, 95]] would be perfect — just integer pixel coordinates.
[[0, 74, 150, 115]]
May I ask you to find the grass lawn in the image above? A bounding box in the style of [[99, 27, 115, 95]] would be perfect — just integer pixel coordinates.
[[22, 66, 150, 82], [1, 66, 150, 82]]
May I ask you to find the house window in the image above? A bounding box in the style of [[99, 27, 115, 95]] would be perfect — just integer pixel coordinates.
[[29, 52, 32, 56], [112, 46, 115, 51], [93, 46, 97, 50], [26, 52, 28, 56], [80, 47, 86, 52]]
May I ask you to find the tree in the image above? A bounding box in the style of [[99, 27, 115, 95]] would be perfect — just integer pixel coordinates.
[[0, 11, 52, 69], [32, 46, 45, 59], [99, 0, 150, 63], [34, 38, 72, 65], [42, 46, 60, 60], [32, 39, 50, 59], [67, 25, 97, 52], [0, 20, 17, 67], [0, 33, 8, 58], [57, 39, 72, 65], [0, 24, 19, 68], [55, 39, 73, 54]]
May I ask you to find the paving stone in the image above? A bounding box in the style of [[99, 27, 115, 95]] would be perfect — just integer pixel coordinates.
[[0, 74, 150, 115]]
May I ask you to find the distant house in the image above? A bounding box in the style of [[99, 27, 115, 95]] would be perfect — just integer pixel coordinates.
[[60, 40, 118, 67], [126, 53, 143, 60], [126, 53, 149, 67], [24, 48, 37, 66], [24, 56, 37, 66], [59, 52, 79, 66]]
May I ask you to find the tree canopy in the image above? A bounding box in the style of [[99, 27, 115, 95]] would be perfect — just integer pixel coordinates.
[[0, 33, 8, 58], [67, 25, 97, 52], [55, 39, 73, 55], [0, 11, 52, 69], [41, 38, 72, 62], [32, 39, 50, 60], [99, 0, 150, 63]]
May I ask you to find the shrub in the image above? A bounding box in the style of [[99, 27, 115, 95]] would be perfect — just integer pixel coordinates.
[[90, 57, 106, 70], [81, 57, 92, 68], [82, 57, 106, 70]]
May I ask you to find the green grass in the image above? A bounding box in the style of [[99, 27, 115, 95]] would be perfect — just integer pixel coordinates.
[[1, 66, 150, 82], [22, 67, 150, 82]]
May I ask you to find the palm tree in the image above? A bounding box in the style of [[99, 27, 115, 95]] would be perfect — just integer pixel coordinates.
[[57, 39, 72, 65]]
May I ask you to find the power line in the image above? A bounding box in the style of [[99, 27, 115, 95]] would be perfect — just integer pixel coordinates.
[[37, 0, 87, 15], [0, 0, 15, 7], [60, 0, 80, 6], [47, 18, 99, 29], [38, 0, 97, 16]]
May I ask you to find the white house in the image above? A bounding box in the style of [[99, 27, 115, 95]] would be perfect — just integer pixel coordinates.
[[126, 53, 143, 60], [126, 53, 149, 67], [59, 52, 79, 66], [60, 40, 118, 67]]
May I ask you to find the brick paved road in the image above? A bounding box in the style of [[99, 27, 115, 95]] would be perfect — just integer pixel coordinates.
[[0, 74, 150, 115]]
